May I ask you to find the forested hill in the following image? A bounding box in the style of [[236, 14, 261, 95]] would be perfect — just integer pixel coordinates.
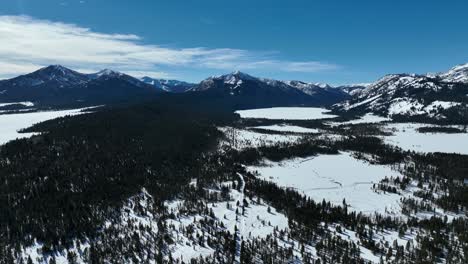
[[0, 99, 238, 261]]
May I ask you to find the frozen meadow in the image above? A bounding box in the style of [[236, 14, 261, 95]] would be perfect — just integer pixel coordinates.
[[235, 107, 337, 120], [252, 124, 320, 133], [249, 152, 403, 215], [383, 123, 468, 155]]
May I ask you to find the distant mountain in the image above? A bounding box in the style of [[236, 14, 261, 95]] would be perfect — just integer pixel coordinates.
[[0, 67, 350, 110], [335, 84, 370, 96], [190, 71, 349, 108], [0, 66, 161, 108], [10, 64, 467, 117], [141, 77, 195, 93], [335, 64, 468, 122], [285, 80, 351, 103]]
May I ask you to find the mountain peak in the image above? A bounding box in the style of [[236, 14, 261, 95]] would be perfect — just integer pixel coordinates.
[[314, 82, 333, 89], [95, 69, 122, 77], [215, 71, 257, 84], [230, 70, 256, 79], [48, 64, 68, 70], [87, 69, 125, 80], [141, 77, 195, 93], [37, 65, 76, 76]]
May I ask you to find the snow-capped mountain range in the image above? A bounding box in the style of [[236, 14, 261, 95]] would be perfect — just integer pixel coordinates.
[[335, 63, 468, 121], [0, 63, 467, 120], [0, 65, 159, 107], [191, 71, 350, 108]]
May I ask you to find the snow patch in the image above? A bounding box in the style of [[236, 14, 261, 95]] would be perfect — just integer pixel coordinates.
[[0, 101, 35, 108], [252, 124, 320, 133], [236, 107, 337, 120]]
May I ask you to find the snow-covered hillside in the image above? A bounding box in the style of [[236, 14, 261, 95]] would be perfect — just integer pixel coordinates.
[[336, 63, 468, 121]]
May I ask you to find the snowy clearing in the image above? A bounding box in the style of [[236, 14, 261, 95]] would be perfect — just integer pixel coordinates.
[[235, 107, 337, 120], [383, 123, 468, 154], [329, 113, 390, 126], [249, 152, 403, 215], [0, 108, 93, 145], [0, 101, 35, 108], [343, 113, 390, 124], [252, 124, 320, 133]]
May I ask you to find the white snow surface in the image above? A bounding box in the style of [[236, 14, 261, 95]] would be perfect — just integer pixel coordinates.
[[0, 108, 92, 145], [330, 113, 390, 126], [348, 113, 390, 124], [0, 101, 35, 108], [388, 98, 426, 116], [383, 123, 468, 154], [388, 98, 461, 117], [235, 107, 337, 120], [249, 152, 403, 215], [253, 124, 320, 133], [426, 100, 461, 110]]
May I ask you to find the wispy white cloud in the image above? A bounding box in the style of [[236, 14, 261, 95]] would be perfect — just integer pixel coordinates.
[[0, 15, 339, 79]]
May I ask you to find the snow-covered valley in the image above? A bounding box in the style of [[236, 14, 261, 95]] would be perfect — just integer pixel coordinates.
[[235, 107, 337, 120]]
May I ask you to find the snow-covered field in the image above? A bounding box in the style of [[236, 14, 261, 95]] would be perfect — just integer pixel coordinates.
[[383, 123, 468, 154], [249, 152, 403, 215], [252, 124, 320, 133], [329, 113, 390, 126], [0, 108, 91, 145], [235, 107, 337, 120], [343, 113, 390, 124]]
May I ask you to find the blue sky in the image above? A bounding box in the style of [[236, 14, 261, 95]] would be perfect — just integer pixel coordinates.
[[1, 0, 467, 85]]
